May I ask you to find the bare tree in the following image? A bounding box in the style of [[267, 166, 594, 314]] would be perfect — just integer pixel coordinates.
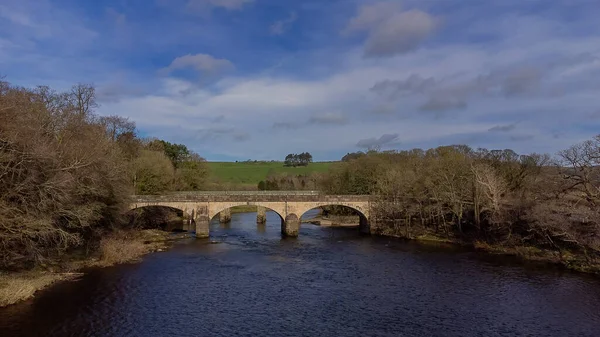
[[99, 115, 136, 142], [558, 135, 600, 206], [69, 83, 98, 117]]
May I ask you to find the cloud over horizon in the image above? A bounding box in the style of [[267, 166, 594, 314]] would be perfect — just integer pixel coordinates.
[[2, 0, 600, 161]]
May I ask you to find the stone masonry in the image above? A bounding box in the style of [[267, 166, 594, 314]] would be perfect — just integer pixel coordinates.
[[129, 193, 372, 238]]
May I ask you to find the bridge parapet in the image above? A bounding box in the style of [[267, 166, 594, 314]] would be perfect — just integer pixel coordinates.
[[131, 193, 371, 203], [159, 190, 322, 196]]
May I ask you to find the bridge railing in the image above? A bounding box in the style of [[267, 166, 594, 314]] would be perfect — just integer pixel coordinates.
[[130, 192, 372, 204], [149, 190, 323, 196]]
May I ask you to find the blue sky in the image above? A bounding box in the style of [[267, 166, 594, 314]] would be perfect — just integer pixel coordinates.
[[1, 0, 600, 161]]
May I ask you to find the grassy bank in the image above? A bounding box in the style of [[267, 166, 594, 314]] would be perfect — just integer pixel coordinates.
[[0, 229, 185, 308], [471, 241, 600, 274], [207, 161, 332, 186], [0, 272, 81, 307]]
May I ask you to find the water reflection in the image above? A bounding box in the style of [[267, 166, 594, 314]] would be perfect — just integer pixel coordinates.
[[1, 210, 600, 337]]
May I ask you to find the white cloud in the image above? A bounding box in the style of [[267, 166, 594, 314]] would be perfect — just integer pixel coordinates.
[[344, 2, 438, 57], [101, 26, 600, 159], [161, 53, 234, 76], [6, 0, 600, 160], [270, 12, 297, 35]]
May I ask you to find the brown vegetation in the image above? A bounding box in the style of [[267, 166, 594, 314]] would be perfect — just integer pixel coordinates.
[[97, 233, 152, 266], [322, 141, 600, 273], [0, 229, 172, 307], [0, 272, 80, 307], [0, 79, 209, 271], [0, 79, 200, 306], [0, 81, 132, 270]]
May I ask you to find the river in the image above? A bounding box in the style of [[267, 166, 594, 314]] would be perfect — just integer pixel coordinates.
[[1, 210, 600, 336]]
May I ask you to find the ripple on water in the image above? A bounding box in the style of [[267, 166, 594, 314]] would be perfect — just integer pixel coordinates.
[[1, 212, 600, 337]]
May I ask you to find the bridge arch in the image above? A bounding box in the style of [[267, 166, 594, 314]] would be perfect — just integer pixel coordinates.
[[128, 202, 195, 218], [127, 204, 194, 231], [297, 203, 370, 234], [208, 203, 285, 222]]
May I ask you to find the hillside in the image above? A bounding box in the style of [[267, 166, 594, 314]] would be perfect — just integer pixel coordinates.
[[207, 161, 333, 187]]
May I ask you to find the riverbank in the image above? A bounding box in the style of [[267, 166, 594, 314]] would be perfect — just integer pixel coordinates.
[[302, 213, 360, 227], [472, 241, 600, 274], [0, 229, 188, 308], [377, 229, 600, 275]]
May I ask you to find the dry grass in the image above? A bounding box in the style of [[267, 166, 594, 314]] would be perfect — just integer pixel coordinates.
[[0, 272, 81, 307], [97, 230, 170, 267], [98, 237, 149, 266], [0, 229, 176, 307]]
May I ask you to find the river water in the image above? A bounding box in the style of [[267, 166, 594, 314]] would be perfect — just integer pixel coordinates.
[[1, 210, 600, 337]]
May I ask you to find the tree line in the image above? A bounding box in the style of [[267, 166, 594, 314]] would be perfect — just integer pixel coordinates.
[[2, 77, 598, 272], [321, 141, 600, 271], [0, 80, 209, 270]]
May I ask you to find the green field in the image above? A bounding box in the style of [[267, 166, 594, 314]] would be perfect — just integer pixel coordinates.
[[207, 161, 334, 186]]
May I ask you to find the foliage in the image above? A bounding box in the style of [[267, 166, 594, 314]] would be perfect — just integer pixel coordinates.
[[284, 152, 313, 167], [146, 139, 192, 168], [174, 155, 209, 191], [341, 151, 366, 162], [134, 150, 175, 194], [137, 141, 208, 193]]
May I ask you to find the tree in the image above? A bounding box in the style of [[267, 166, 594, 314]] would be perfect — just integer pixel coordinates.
[[472, 163, 507, 225], [99, 115, 136, 142], [146, 139, 191, 168], [0, 81, 131, 268], [69, 83, 98, 116], [558, 135, 600, 206], [283, 152, 313, 167], [174, 153, 209, 191], [134, 150, 175, 194], [284, 153, 295, 167]]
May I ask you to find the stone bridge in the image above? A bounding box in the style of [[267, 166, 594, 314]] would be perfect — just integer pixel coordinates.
[[129, 191, 372, 238]]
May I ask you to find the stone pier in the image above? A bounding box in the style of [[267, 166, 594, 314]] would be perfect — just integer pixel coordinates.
[[219, 209, 231, 223], [282, 214, 300, 237], [195, 215, 210, 238], [256, 206, 267, 224]]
